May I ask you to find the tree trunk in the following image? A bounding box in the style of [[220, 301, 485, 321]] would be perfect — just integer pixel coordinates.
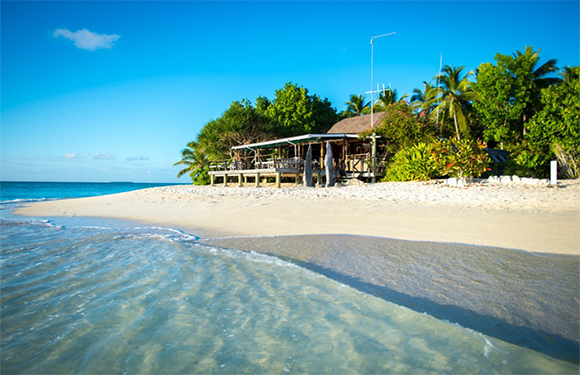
[[453, 109, 461, 141]]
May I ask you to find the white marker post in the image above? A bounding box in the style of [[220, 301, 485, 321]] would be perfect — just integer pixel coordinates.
[[550, 160, 558, 186]]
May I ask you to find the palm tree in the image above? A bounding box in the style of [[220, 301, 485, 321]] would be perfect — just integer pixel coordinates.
[[173, 141, 210, 179], [560, 66, 579, 85], [513, 46, 561, 89], [411, 81, 439, 114], [513, 46, 561, 134], [434, 65, 475, 140], [343, 94, 370, 117], [373, 88, 408, 112]]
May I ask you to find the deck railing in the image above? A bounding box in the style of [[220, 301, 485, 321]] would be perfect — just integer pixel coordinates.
[[209, 154, 385, 175]]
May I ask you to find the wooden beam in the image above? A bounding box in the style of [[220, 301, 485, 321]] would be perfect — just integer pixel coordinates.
[[210, 174, 214, 186], [223, 174, 227, 187], [255, 173, 260, 187], [238, 173, 243, 187], [275, 172, 281, 189]]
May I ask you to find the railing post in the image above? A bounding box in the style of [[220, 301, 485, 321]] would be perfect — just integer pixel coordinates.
[[210, 174, 214, 186]]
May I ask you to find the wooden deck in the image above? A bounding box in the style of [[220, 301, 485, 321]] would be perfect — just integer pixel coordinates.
[[208, 155, 382, 188]]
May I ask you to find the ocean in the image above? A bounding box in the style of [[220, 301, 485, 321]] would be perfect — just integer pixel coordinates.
[[1, 182, 578, 374]]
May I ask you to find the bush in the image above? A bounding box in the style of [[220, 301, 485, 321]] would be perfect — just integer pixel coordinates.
[[190, 167, 211, 185], [432, 138, 491, 178], [382, 139, 490, 182], [383, 143, 438, 181]]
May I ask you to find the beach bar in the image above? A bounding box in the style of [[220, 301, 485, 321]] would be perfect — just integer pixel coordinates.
[[208, 113, 388, 187]]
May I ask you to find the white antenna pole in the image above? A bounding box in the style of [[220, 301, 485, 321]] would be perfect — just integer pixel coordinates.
[[370, 31, 396, 183], [436, 53, 443, 132]]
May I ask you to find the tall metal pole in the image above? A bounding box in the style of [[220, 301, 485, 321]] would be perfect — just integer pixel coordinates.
[[370, 32, 396, 183], [436, 53, 443, 134]]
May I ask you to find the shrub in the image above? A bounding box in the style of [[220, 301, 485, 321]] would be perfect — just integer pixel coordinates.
[[190, 167, 211, 185], [383, 143, 438, 181], [432, 138, 491, 178], [502, 143, 549, 178], [383, 139, 490, 182]]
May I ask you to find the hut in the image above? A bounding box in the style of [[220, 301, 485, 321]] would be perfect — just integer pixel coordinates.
[[208, 113, 388, 187]]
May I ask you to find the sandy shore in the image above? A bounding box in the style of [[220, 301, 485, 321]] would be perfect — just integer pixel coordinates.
[[16, 179, 580, 255]]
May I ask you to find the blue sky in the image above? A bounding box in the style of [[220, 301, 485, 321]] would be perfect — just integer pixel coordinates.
[[1, 1, 578, 183]]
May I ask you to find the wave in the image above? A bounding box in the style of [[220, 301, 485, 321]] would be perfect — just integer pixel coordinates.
[[0, 216, 62, 228], [0, 198, 60, 211]]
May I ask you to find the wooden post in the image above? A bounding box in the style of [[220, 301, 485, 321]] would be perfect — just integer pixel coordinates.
[[255, 173, 260, 187], [320, 141, 325, 169], [223, 174, 227, 187], [238, 173, 243, 187], [276, 172, 281, 189], [210, 174, 215, 186]]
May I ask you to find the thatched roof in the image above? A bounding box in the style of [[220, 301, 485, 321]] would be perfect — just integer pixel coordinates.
[[327, 112, 386, 134]]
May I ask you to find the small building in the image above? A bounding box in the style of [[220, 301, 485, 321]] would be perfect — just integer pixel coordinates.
[[208, 113, 388, 187]]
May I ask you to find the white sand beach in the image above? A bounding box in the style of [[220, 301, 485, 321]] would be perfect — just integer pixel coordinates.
[[16, 179, 580, 255]]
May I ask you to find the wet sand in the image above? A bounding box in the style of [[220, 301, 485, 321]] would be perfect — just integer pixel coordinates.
[[201, 234, 579, 363]]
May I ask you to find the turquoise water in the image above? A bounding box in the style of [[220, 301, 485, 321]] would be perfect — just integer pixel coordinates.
[[0, 181, 178, 207], [1, 221, 577, 374], [0, 182, 578, 373]]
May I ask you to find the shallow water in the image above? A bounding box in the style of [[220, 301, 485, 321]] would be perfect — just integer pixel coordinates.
[[1, 220, 578, 374], [206, 234, 580, 364]]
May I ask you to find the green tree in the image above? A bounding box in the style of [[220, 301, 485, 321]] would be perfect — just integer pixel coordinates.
[[173, 141, 211, 185], [369, 101, 434, 156], [342, 94, 370, 117], [513, 46, 561, 133], [265, 82, 339, 136], [197, 100, 274, 159], [411, 81, 439, 114], [434, 65, 475, 140], [473, 47, 560, 148], [527, 66, 580, 177], [372, 88, 408, 112]]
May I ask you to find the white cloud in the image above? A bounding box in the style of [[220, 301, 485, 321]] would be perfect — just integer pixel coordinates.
[[127, 155, 150, 161], [64, 153, 90, 159], [53, 28, 120, 51], [93, 153, 116, 160]]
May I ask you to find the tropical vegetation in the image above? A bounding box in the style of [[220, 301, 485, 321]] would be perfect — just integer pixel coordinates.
[[176, 46, 579, 184]]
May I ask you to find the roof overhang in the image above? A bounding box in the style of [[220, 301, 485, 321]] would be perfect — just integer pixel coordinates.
[[231, 134, 360, 150]]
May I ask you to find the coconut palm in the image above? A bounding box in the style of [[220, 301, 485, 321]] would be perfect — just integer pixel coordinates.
[[373, 88, 408, 112], [434, 65, 475, 140], [513, 46, 561, 89], [343, 94, 370, 117], [513, 46, 561, 132], [411, 81, 439, 114], [173, 141, 210, 179], [560, 66, 579, 85]]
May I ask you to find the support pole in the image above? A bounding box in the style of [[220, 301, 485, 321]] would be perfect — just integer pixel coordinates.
[[320, 141, 325, 169], [550, 160, 558, 186], [255, 173, 260, 187], [238, 173, 243, 187], [275, 172, 281, 189], [223, 174, 227, 187], [210, 174, 214, 186]]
